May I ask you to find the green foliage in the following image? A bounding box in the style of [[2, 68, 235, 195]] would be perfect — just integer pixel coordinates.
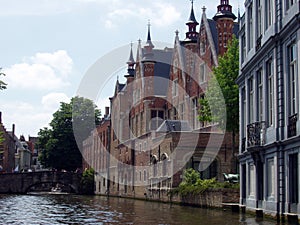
[[199, 36, 239, 133], [37, 96, 101, 171], [80, 168, 95, 195], [0, 69, 7, 90], [0, 131, 4, 144], [171, 168, 239, 197]]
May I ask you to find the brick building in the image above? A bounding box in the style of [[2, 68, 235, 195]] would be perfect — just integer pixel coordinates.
[[0, 112, 16, 173], [82, 0, 239, 198]]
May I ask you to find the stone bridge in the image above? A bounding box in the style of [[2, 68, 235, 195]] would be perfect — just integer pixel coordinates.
[[0, 171, 82, 194]]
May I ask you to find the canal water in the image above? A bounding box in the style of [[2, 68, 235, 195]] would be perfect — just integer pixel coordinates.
[[0, 194, 282, 224]]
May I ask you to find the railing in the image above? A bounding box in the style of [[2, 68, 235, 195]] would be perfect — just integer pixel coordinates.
[[247, 121, 266, 147], [241, 137, 246, 152], [256, 35, 262, 51], [288, 113, 298, 138]]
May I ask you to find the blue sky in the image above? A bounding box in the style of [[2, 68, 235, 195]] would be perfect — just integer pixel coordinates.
[[0, 0, 242, 137]]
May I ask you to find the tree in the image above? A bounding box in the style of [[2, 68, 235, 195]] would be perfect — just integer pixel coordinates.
[[0, 68, 7, 90], [0, 132, 4, 145], [38, 96, 101, 171], [80, 168, 95, 195], [199, 36, 239, 171]]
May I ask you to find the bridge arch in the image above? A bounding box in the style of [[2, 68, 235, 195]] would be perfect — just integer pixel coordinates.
[[0, 171, 82, 194]]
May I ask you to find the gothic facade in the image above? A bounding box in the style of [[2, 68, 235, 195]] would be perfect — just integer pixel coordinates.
[[83, 0, 239, 199]]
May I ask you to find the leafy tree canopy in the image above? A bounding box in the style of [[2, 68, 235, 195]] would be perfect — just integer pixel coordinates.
[[38, 96, 101, 171], [199, 36, 239, 134]]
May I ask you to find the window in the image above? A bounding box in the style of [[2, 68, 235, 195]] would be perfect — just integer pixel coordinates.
[[144, 170, 147, 181], [266, 0, 273, 29], [257, 69, 263, 121], [249, 164, 255, 196], [249, 77, 254, 123], [257, 0, 262, 37], [289, 153, 298, 203], [267, 159, 275, 198], [248, 3, 253, 51], [242, 87, 246, 134], [172, 79, 178, 96], [241, 33, 246, 63], [266, 59, 274, 126], [192, 98, 199, 129], [162, 159, 167, 176], [199, 64, 205, 83], [287, 0, 295, 10], [288, 42, 297, 116], [150, 110, 164, 130], [140, 112, 143, 135], [180, 103, 184, 120], [173, 106, 178, 120]]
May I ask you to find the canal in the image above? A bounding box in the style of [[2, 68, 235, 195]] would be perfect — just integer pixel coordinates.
[[0, 194, 282, 224]]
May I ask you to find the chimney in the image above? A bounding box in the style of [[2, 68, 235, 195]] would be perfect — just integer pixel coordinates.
[[105, 107, 110, 116], [12, 124, 15, 137]]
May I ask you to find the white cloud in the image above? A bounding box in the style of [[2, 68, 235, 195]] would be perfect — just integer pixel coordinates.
[[104, 2, 181, 29], [30, 50, 73, 78], [0, 92, 70, 137], [42, 92, 70, 111], [3, 50, 72, 91]]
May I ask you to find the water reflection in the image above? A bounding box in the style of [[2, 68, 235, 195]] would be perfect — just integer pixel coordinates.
[[0, 194, 282, 224]]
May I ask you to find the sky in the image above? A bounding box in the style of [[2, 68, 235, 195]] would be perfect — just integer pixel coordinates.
[[0, 0, 243, 137]]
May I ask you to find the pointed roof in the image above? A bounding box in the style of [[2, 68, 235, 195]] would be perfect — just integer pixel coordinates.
[[156, 120, 192, 133], [213, 0, 237, 21], [127, 42, 135, 66], [145, 20, 154, 49], [186, 0, 199, 25], [184, 0, 199, 42]]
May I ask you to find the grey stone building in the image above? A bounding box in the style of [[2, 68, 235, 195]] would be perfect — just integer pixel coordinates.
[[237, 0, 300, 220]]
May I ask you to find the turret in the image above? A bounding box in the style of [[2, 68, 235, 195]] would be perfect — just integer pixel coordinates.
[[213, 0, 236, 55], [184, 0, 199, 42], [125, 42, 135, 83]]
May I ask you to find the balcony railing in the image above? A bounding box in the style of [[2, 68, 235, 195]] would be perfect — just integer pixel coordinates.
[[247, 121, 266, 147], [241, 137, 246, 152], [288, 113, 298, 138]]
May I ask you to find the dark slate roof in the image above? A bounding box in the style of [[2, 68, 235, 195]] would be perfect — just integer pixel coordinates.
[[233, 22, 239, 38], [207, 19, 219, 54], [156, 120, 192, 133], [118, 83, 125, 92], [142, 48, 173, 96]]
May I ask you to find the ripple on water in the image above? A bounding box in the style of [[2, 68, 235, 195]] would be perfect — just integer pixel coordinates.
[[0, 194, 282, 225]]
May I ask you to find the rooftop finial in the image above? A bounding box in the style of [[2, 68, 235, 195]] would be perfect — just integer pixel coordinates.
[[145, 20, 154, 49], [187, 0, 198, 23]]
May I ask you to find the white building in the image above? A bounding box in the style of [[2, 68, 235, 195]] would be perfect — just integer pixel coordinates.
[[237, 0, 300, 220]]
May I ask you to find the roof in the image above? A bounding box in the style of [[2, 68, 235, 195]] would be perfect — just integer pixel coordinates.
[[207, 19, 219, 55], [156, 120, 192, 133], [141, 47, 173, 96]]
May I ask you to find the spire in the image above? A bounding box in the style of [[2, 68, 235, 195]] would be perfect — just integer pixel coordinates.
[[126, 42, 135, 77], [143, 21, 155, 63], [145, 20, 154, 49], [185, 0, 199, 42], [213, 0, 237, 21], [127, 42, 135, 66], [187, 0, 198, 24]]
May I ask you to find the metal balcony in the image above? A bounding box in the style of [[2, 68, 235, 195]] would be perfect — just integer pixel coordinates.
[[247, 121, 266, 147], [288, 113, 298, 138]]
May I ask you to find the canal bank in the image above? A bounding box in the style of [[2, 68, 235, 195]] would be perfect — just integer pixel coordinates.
[[103, 189, 299, 225]]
